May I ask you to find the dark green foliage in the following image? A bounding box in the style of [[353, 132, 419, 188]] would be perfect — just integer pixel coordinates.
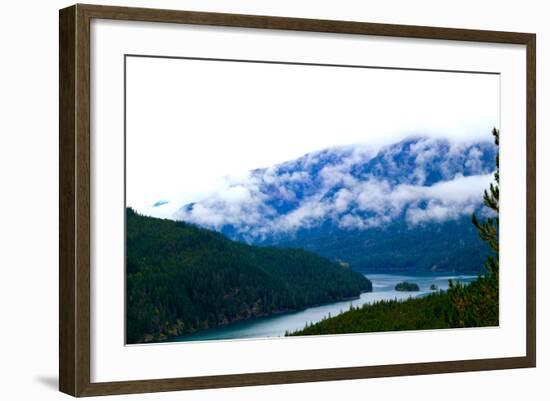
[[471, 127, 499, 277], [288, 291, 454, 336], [448, 128, 499, 327], [266, 217, 490, 275], [447, 274, 498, 327], [395, 282, 420, 292], [289, 277, 498, 337], [126, 208, 372, 343]]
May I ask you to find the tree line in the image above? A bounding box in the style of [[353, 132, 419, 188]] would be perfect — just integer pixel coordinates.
[[126, 208, 372, 344]]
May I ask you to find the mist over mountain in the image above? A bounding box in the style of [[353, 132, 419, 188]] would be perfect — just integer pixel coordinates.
[[174, 137, 497, 273]]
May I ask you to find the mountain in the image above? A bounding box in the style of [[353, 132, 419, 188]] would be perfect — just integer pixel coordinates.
[[267, 218, 490, 274], [126, 208, 372, 343], [175, 137, 497, 274]]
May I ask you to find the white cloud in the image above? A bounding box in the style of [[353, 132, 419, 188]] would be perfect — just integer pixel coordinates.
[[333, 189, 354, 213], [126, 57, 499, 214], [402, 174, 492, 225], [465, 147, 484, 172], [274, 200, 330, 232], [173, 137, 495, 236]]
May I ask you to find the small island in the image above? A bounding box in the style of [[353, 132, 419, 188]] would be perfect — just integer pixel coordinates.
[[395, 282, 420, 292], [430, 284, 438, 291]]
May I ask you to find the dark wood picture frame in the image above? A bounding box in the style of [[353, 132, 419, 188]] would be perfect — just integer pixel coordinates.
[[59, 3, 536, 397]]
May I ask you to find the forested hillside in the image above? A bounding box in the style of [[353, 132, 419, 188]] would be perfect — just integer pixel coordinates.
[[288, 291, 453, 335], [126, 208, 371, 343], [174, 137, 496, 274], [288, 276, 498, 337], [264, 217, 489, 274]]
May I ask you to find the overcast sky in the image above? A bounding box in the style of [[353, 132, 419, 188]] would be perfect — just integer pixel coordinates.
[[126, 56, 499, 217]]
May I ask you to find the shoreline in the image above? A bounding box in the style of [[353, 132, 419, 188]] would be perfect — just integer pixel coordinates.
[[156, 273, 476, 343], [146, 290, 371, 344]]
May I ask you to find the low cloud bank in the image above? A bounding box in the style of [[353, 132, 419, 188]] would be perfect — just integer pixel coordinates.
[[175, 138, 496, 239]]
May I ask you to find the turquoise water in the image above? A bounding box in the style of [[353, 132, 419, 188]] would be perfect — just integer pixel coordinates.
[[168, 273, 477, 343]]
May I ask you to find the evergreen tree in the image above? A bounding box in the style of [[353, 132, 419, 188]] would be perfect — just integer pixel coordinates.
[[472, 127, 499, 277], [447, 128, 499, 327]]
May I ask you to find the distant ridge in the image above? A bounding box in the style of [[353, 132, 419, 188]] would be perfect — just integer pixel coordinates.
[[173, 137, 496, 274]]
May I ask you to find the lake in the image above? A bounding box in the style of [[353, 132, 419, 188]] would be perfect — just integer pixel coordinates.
[[168, 273, 477, 343]]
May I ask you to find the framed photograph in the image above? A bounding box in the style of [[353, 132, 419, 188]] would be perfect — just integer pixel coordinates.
[[59, 4, 536, 397]]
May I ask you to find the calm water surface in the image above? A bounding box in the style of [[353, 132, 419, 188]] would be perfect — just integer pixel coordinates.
[[169, 273, 477, 342]]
